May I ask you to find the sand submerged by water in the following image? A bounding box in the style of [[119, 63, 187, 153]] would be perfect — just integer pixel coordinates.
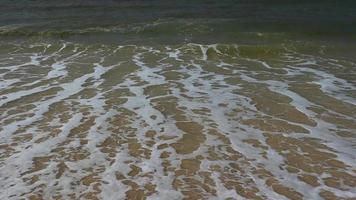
[[0, 41, 355, 199]]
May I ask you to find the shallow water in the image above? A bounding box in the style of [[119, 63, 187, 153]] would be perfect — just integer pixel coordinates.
[[0, 41, 355, 200], [1, 1, 356, 200]]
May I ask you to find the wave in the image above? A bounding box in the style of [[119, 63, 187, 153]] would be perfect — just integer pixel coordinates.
[[0, 41, 355, 199]]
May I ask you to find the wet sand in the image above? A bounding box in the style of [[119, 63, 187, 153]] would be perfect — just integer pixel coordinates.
[[0, 41, 355, 199]]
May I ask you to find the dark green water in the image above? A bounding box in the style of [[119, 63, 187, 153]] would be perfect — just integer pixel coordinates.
[[1, 0, 356, 44]]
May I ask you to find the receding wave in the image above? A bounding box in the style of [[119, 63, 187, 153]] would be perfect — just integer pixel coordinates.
[[0, 41, 355, 199]]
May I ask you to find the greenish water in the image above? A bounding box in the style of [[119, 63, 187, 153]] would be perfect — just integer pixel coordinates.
[[0, 1, 356, 200], [1, 0, 356, 43]]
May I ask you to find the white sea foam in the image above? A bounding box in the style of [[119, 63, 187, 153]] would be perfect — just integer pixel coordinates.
[[0, 43, 355, 199]]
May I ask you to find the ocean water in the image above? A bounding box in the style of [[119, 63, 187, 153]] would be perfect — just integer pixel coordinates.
[[0, 1, 356, 200]]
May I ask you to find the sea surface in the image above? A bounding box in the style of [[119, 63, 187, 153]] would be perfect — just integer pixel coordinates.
[[0, 1, 356, 199]]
